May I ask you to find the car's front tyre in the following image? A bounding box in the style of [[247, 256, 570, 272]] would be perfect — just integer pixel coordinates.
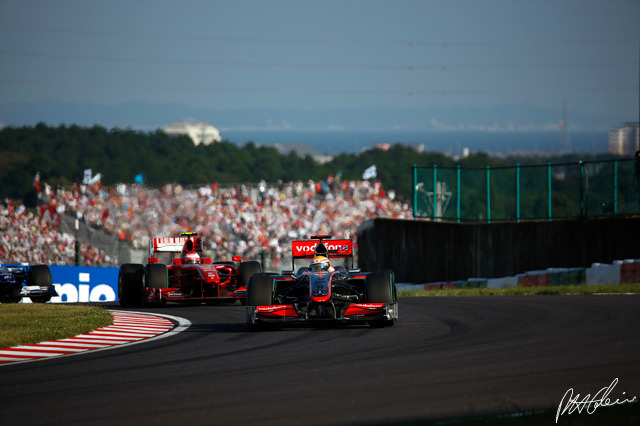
[[246, 274, 275, 331], [144, 263, 168, 306], [365, 269, 397, 327], [26, 264, 53, 303], [118, 263, 144, 307]]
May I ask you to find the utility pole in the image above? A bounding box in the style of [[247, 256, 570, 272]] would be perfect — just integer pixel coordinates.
[[561, 101, 571, 152]]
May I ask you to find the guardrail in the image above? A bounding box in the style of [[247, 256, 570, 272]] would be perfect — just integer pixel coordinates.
[[396, 258, 640, 291]]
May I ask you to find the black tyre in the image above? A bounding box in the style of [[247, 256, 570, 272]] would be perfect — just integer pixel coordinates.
[[26, 265, 53, 303], [144, 263, 168, 306], [246, 274, 274, 306], [145, 263, 168, 288], [365, 269, 397, 327], [118, 263, 144, 307], [238, 261, 262, 288], [26, 265, 52, 286]]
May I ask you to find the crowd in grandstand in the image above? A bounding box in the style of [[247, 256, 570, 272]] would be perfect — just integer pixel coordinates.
[[0, 200, 116, 267], [1, 176, 411, 269]]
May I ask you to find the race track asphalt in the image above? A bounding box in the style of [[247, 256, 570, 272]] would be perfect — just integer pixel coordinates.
[[0, 295, 638, 425]]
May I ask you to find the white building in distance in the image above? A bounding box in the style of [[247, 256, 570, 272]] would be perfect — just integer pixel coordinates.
[[608, 122, 639, 156], [163, 122, 222, 146]]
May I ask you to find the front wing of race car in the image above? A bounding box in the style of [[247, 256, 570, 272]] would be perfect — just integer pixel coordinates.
[[143, 286, 247, 304], [20, 284, 58, 300], [245, 302, 398, 325]]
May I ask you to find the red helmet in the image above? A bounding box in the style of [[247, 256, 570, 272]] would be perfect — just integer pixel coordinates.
[[185, 252, 200, 264]]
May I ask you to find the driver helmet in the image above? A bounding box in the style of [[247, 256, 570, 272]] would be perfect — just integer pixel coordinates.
[[185, 252, 200, 264], [310, 255, 331, 272]]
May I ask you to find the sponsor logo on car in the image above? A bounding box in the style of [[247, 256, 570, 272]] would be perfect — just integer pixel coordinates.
[[352, 303, 385, 309], [292, 240, 352, 256], [255, 305, 291, 312]]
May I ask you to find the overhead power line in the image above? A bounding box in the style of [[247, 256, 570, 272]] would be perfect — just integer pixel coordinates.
[[1, 77, 637, 96], [2, 24, 638, 47], [0, 50, 636, 71]]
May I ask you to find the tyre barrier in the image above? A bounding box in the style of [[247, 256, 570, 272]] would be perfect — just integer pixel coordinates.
[[396, 259, 640, 291], [620, 259, 640, 284]]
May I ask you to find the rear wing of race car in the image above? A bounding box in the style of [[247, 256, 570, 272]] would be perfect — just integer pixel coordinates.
[[289, 234, 355, 271], [149, 235, 203, 257], [149, 232, 243, 264]]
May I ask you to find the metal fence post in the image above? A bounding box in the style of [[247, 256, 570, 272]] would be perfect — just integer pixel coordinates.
[[614, 160, 618, 214], [547, 162, 552, 220], [412, 165, 418, 217], [486, 166, 491, 223], [433, 165, 438, 220], [516, 164, 520, 222], [580, 161, 585, 216], [456, 165, 461, 223]]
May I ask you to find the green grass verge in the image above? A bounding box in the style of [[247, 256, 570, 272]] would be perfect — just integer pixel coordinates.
[[398, 283, 640, 297], [0, 304, 113, 349]]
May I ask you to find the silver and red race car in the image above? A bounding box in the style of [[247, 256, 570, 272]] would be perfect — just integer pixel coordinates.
[[118, 233, 261, 306], [245, 235, 398, 329]]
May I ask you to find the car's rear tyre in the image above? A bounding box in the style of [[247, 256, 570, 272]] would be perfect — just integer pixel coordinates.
[[247, 274, 275, 306], [238, 261, 262, 305], [118, 263, 144, 307], [239, 261, 262, 287], [365, 269, 397, 327]]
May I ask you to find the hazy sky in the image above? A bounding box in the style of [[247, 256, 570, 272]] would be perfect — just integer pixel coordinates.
[[1, 0, 638, 125]]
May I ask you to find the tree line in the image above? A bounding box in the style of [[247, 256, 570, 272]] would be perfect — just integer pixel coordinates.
[[0, 123, 624, 208]]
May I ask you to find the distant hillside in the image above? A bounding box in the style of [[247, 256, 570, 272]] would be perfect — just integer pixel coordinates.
[[0, 101, 624, 134], [0, 123, 619, 208]]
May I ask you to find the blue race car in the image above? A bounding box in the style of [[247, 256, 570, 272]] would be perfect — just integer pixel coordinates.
[[0, 264, 57, 303]]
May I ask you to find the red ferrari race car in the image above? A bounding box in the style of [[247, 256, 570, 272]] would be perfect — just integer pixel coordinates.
[[245, 235, 398, 330], [118, 233, 262, 306]]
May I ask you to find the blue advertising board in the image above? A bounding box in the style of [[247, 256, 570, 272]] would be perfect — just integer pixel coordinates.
[[48, 266, 119, 303]]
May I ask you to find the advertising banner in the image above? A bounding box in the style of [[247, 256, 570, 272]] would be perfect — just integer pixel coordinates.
[[48, 266, 119, 303]]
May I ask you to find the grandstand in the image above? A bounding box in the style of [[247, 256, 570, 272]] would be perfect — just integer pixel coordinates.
[[1, 177, 411, 271]]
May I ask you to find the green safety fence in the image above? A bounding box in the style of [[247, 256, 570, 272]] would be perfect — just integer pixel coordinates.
[[412, 158, 640, 222]]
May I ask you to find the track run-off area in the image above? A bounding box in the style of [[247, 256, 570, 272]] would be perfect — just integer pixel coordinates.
[[0, 295, 638, 425]]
